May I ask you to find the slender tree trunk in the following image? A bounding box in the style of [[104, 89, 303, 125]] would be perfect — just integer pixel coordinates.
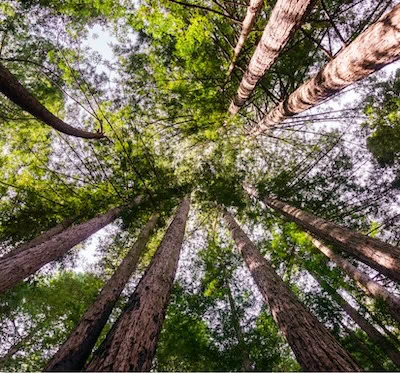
[[222, 208, 360, 371], [310, 235, 400, 324], [311, 272, 400, 368], [1, 217, 76, 260], [228, 0, 314, 114], [0, 196, 143, 294], [45, 213, 159, 372], [225, 280, 253, 371], [0, 330, 35, 367], [226, 0, 263, 79], [0, 62, 104, 139], [251, 4, 400, 133], [86, 196, 190, 372]]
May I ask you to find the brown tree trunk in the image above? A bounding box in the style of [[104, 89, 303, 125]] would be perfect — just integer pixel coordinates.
[[45, 213, 159, 372], [222, 208, 360, 371], [251, 4, 400, 133], [0, 62, 104, 139], [86, 196, 190, 372], [261, 195, 400, 283], [310, 235, 400, 324], [228, 0, 314, 114], [312, 272, 400, 368], [226, 0, 263, 79], [0, 330, 35, 367], [0, 196, 143, 294], [1, 217, 76, 260]]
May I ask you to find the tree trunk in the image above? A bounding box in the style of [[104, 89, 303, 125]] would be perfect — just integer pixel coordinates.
[[0, 330, 35, 367], [1, 217, 76, 260], [0, 62, 104, 139], [228, 0, 314, 114], [251, 4, 400, 133], [45, 213, 159, 372], [311, 272, 400, 368], [260, 194, 400, 283], [0, 196, 143, 294], [310, 235, 400, 324], [226, 0, 263, 79], [222, 208, 360, 371], [86, 196, 190, 372]]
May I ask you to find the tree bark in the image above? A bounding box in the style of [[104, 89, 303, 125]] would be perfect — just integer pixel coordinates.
[[45, 213, 159, 372], [86, 196, 190, 372], [228, 0, 314, 114], [0, 62, 104, 139], [0, 196, 143, 294], [310, 235, 400, 324], [261, 195, 400, 283], [251, 4, 400, 133], [222, 208, 360, 371], [226, 0, 263, 79], [311, 272, 400, 368]]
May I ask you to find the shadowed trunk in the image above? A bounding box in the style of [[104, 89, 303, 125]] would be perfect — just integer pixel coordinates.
[[251, 4, 400, 133], [311, 272, 400, 368], [228, 0, 314, 114], [222, 208, 360, 371], [45, 213, 159, 372], [310, 235, 400, 324], [0, 196, 143, 294], [261, 195, 400, 283], [0, 62, 104, 139], [86, 196, 190, 372]]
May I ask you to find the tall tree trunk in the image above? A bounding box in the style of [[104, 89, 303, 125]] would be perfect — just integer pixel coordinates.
[[45, 213, 159, 372], [222, 208, 360, 371], [251, 4, 400, 133], [1, 217, 76, 260], [225, 280, 253, 371], [226, 0, 263, 79], [310, 235, 400, 324], [0, 62, 104, 139], [311, 272, 400, 368], [0, 330, 35, 367], [0, 196, 143, 294], [86, 196, 190, 372], [228, 0, 314, 114], [255, 191, 400, 283]]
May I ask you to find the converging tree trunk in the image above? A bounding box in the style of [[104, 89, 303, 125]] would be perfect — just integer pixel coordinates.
[[86, 196, 190, 372], [226, 0, 263, 79], [228, 0, 314, 114], [45, 213, 159, 372], [311, 272, 400, 368], [0, 196, 143, 294], [222, 208, 360, 371], [0, 62, 104, 139], [251, 4, 400, 133], [310, 235, 400, 324]]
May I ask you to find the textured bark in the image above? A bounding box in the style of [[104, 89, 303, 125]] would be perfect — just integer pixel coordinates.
[[0, 62, 104, 139], [251, 4, 400, 133], [228, 0, 314, 114], [45, 213, 159, 372], [311, 235, 400, 324], [86, 196, 190, 372], [222, 209, 360, 371], [0, 217, 76, 260], [226, 0, 263, 79], [312, 273, 400, 368], [0, 196, 143, 294]]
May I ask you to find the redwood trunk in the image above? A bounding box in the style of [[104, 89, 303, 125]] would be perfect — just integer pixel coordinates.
[[0, 63, 104, 139], [251, 4, 400, 133], [262, 196, 400, 283], [45, 213, 159, 371], [228, 0, 314, 114], [86, 196, 190, 372], [0, 196, 143, 294], [222, 209, 360, 371], [311, 235, 400, 324]]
